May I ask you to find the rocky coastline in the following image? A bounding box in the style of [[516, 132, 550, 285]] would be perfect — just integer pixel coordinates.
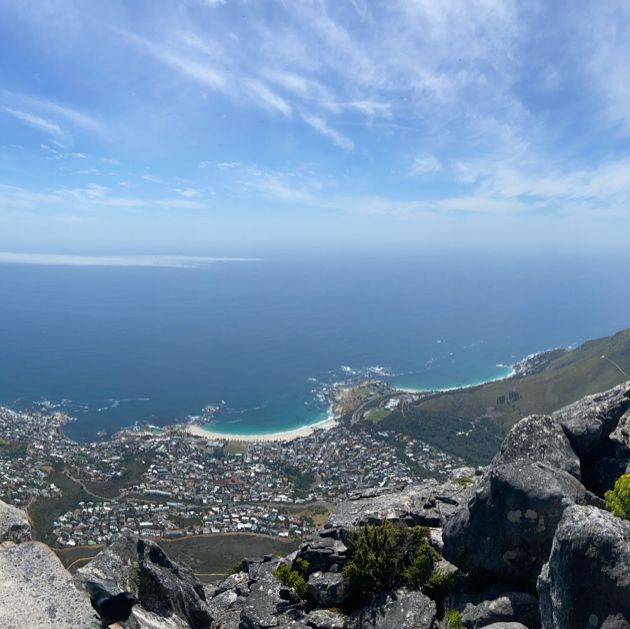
[[0, 381, 629, 628]]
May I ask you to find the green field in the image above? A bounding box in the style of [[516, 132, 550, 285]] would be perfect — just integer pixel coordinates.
[[28, 468, 93, 546], [56, 533, 299, 583], [82, 456, 148, 499], [364, 408, 391, 423]]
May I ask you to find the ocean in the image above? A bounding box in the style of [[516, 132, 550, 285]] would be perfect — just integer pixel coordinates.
[[1, 253, 629, 441]]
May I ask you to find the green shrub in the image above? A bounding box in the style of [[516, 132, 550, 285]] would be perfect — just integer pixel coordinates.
[[452, 476, 473, 487], [423, 569, 455, 601], [605, 473, 630, 520], [342, 521, 443, 602], [293, 557, 310, 576], [273, 563, 308, 602], [445, 609, 463, 628]]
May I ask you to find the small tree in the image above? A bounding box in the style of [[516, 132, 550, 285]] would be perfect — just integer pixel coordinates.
[[273, 563, 308, 602], [605, 473, 630, 520], [342, 521, 441, 602]]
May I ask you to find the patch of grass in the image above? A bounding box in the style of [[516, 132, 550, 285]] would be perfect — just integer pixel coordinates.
[[82, 456, 149, 499], [29, 468, 94, 545], [452, 476, 474, 487], [0, 439, 28, 458], [158, 533, 299, 583], [364, 408, 391, 423], [55, 545, 103, 571], [278, 503, 332, 528], [445, 609, 464, 628], [224, 441, 247, 456]]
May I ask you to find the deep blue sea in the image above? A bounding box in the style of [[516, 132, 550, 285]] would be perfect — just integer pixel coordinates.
[[1, 253, 629, 441]]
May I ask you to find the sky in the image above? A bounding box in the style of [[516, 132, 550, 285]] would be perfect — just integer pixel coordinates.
[[1, 0, 630, 255]]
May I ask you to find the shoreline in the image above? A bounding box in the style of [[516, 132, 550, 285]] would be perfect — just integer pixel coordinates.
[[393, 364, 516, 395], [184, 417, 338, 442], [4, 344, 579, 445]]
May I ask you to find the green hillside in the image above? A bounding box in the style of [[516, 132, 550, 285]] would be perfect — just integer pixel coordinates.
[[380, 328, 630, 465]]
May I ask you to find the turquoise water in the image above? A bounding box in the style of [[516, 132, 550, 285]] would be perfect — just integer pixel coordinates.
[[1, 253, 629, 441]]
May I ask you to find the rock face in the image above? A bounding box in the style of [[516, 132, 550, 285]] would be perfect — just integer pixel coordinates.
[[0, 499, 32, 543], [553, 382, 630, 459], [326, 474, 476, 532], [491, 414, 580, 478], [76, 530, 213, 629], [0, 541, 100, 629], [538, 505, 630, 629], [307, 571, 348, 607], [443, 460, 591, 584], [459, 590, 540, 629], [354, 589, 436, 629]]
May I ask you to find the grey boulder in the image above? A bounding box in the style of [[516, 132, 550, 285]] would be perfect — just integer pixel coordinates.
[[538, 505, 630, 629], [304, 608, 347, 628], [491, 414, 580, 479], [296, 535, 348, 572], [326, 477, 476, 531], [553, 382, 630, 458], [307, 571, 349, 607], [355, 589, 436, 628], [443, 460, 591, 583], [460, 590, 540, 629], [0, 541, 100, 629], [0, 499, 31, 543], [478, 624, 529, 629], [76, 530, 213, 629]]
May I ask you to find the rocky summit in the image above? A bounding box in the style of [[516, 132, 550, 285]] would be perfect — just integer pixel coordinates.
[[0, 382, 629, 628]]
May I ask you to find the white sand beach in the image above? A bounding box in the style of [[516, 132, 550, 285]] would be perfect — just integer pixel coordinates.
[[185, 418, 338, 442]]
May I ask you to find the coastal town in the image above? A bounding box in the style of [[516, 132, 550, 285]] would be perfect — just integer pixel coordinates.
[[0, 398, 464, 549]]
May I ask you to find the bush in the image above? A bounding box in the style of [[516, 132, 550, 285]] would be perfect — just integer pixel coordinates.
[[273, 563, 308, 602], [445, 609, 463, 628], [605, 473, 630, 520], [342, 521, 443, 602]]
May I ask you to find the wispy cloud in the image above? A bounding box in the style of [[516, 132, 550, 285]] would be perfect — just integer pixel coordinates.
[[410, 153, 442, 176], [301, 113, 354, 151], [1, 91, 102, 136], [2, 107, 63, 138]]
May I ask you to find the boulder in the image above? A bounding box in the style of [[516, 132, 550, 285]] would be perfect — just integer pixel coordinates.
[[296, 535, 348, 572], [304, 608, 347, 628], [608, 410, 630, 457], [443, 460, 591, 584], [238, 574, 294, 629], [76, 530, 212, 629], [538, 505, 630, 629], [307, 571, 349, 607], [479, 624, 529, 629], [553, 382, 630, 458], [214, 570, 249, 596], [126, 606, 191, 628], [355, 589, 436, 628], [460, 590, 540, 629], [0, 499, 31, 543], [326, 477, 476, 532], [491, 414, 580, 479], [0, 541, 100, 629]]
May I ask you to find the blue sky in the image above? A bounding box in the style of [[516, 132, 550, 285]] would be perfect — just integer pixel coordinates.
[[1, 0, 630, 254]]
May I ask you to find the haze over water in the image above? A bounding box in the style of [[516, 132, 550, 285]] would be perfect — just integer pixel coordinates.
[[1, 253, 629, 441]]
